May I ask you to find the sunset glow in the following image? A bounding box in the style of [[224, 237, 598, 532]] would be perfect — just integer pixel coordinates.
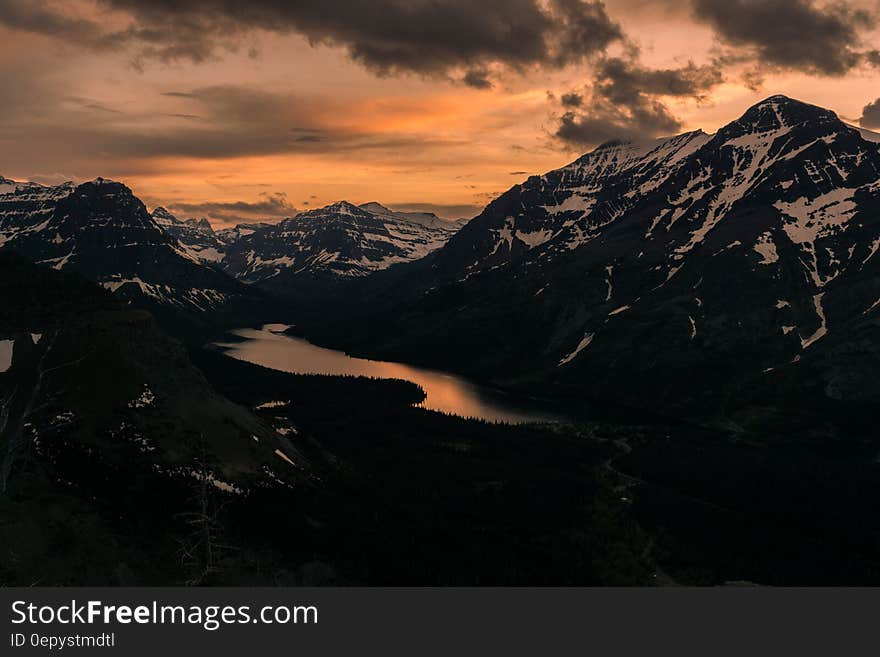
[[1, 0, 878, 224]]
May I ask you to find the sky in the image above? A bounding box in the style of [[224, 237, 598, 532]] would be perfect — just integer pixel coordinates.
[[0, 0, 878, 225]]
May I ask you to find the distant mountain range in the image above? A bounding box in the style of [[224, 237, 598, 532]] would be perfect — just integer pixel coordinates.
[[294, 96, 880, 423], [0, 175, 463, 317], [151, 200, 464, 283]]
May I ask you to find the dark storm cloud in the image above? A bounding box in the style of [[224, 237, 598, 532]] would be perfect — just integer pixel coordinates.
[[0, 0, 108, 45], [462, 69, 493, 89], [167, 192, 296, 224], [604, 0, 880, 77], [553, 57, 723, 147], [861, 98, 880, 129], [546, 0, 625, 64], [0, 0, 234, 68], [593, 57, 723, 103], [556, 102, 681, 146], [560, 93, 584, 107], [0, 0, 625, 81], [691, 0, 876, 76]]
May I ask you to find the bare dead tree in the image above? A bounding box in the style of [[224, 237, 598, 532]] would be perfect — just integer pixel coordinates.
[[175, 432, 237, 585]]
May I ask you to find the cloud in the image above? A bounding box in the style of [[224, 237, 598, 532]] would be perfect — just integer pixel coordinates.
[[0, 81, 468, 175], [462, 68, 493, 89], [545, 0, 625, 64], [553, 56, 723, 147], [593, 57, 722, 103], [556, 103, 681, 146], [602, 0, 880, 77], [386, 202, 483, 220], [691, 0, 877, 76], [63, 97, 125, 114], [166, 192, 296, 224], [0, 0, 626, 83], [0, 0, 110, 46], [861, 98, 880, 129]]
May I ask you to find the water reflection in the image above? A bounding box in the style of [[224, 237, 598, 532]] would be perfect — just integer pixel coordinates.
[[212, 325, 563, 424]]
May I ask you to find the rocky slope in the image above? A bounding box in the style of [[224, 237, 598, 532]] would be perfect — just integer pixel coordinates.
[[0, 178, 246, 312], [151, 206, 226, 264], [0, 252, 307, 583]]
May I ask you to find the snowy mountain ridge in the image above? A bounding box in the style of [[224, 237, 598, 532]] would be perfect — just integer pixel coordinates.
[[318, 95, 880, 415], [0, 178, 244, 311], [155, 200, 465, 283]]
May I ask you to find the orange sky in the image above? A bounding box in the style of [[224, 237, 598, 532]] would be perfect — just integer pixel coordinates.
[[0, 0, 878, 224]]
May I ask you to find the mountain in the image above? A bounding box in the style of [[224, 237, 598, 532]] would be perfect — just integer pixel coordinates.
[[220, 201, 464, 284], [0, 175, 459, 328], [0, 251, 307, 583], [152, 201, 463, 287], [358, 201, 459, 228], [0, 178, 247, 313], [151, 206, 225, 263], [298, 96, 880, 426]]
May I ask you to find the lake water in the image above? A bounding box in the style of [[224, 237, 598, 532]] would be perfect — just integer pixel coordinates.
[[211, 324, 565, 424]]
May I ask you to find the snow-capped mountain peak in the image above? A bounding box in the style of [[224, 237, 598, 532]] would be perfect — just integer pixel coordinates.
[[149, 207, 224, 263], [189, 218, 214, 234], [357, 201, 456, 229], [151, 206, 178, 226], [0, 180, 244, 310], [192, 199, 465, 283], [359, 201, 394, 214], [350, 95, 880, 413]]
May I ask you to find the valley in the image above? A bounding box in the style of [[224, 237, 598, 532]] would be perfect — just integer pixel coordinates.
[[1, 95, 879, 585], [211, 324, 568, 424]]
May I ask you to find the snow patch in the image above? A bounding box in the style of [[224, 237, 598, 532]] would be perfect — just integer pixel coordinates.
[[255, 400, 289, 410], [0, 340, 13, 373], [128, 385, 155, 409], [775, 187, 858, 287], [190, 469, 243, 495], [558, 333, 595, 366], [800, 293, 828, 349], [275, 448, 297, 467], [754, 232, 779, 264]]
